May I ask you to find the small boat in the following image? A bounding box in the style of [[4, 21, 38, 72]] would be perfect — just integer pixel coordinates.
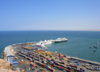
[[93, 46, 97, 48], [96, 42, 99, 45], [91, 52, 93, 54], [93, 46, 98, 49], [93, 49, 96, 52], [89, 47, 92, 48], [54, 38, 68, 43]]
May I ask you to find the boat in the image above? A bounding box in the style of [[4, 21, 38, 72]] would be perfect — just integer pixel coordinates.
[[91, 52, 93, 54], [54, 38, 68, 43], [34, 40, 52, 49], [93, 46, 98, 49], [36, 40, 52, 45], [93, 49, 96, 52], [89, 47, 92, 48], [96, 42, 99, 45], [42, 40, 52, 45], [35, 44, 47, 49], [34, 42, 45, 49]]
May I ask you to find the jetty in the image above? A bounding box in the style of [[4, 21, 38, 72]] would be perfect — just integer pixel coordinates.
[[71, 57, 100, 66]]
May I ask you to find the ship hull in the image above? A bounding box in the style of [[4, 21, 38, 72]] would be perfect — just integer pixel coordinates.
[[54, 40, 68, 43]]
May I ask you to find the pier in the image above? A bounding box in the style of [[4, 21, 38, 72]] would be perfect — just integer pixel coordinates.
[[71, 57, 100, 66]]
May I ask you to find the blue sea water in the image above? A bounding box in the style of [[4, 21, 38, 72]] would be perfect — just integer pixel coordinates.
[[0, 31, 100, 62]]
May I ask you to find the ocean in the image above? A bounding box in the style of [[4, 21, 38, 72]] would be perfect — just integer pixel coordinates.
[[0, 31, 100, 62]]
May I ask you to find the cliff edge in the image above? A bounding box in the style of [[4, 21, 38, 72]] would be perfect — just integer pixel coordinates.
[[0, 59, 19, 72]]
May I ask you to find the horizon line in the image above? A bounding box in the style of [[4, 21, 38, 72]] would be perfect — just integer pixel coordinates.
[[0, 30, 100, 32]]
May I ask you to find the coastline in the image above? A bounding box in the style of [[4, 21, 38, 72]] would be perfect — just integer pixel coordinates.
[[1, 42, 100, 72], [2, 43, 100, 65]]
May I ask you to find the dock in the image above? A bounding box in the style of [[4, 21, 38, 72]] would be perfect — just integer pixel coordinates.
[[71, 57, 100, 66], [2, 42, 100, 72]]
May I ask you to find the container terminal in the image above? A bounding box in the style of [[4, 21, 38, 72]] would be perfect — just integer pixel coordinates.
[[2, 39, 100, 72]]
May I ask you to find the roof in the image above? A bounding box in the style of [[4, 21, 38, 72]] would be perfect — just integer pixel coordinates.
[[8, 57, 13, 64], [8, 57, 18, 65], [6, 46, 14, 57]]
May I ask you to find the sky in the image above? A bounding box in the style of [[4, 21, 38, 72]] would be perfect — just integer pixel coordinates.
[[0, 0, 100, 31]]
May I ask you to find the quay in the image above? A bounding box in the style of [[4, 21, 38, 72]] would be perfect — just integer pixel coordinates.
[[71, 57, 100, 66], [2, 42, 100, 72]]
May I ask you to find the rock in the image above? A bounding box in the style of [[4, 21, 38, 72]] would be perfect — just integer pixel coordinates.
[[0, 59, 12, 69], [0, 59, 19, 72], [0, 69, 19, 72]]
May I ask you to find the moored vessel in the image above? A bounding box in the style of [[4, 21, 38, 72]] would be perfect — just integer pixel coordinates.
[[36, 40, 52, 45], [54, 38, 68, 43]]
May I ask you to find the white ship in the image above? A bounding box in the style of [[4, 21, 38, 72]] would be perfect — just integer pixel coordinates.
[[54, 38, 68, 43], [36, 40, 52, 45], [35, 40, 52, 49]]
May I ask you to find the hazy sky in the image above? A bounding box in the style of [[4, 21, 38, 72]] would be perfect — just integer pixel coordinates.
[[0, 0, 100, 31]]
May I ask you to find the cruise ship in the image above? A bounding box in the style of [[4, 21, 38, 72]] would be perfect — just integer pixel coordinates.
[[54, 38, 68, 43], [36, 40, 52, 45], [34, 40, 52, 49]]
